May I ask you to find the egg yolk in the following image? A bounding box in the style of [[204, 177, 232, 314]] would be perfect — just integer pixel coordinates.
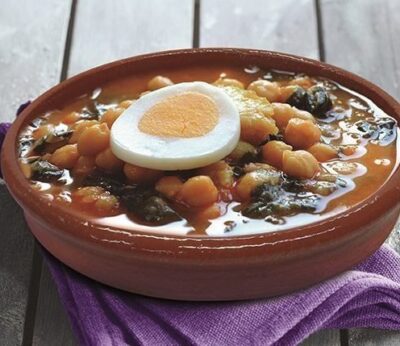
[[138, 92, 219, 137]]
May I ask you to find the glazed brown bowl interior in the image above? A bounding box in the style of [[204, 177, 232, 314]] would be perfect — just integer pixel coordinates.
[[2, 49, 400, 301]]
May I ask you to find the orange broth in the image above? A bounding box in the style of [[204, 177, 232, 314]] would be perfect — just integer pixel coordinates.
[[18, 66, 398, 236]]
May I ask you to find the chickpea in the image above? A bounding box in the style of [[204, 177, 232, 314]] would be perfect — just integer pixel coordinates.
[[271, 103, 315, 130], [282, 150, 320, 179], [236, 169, 280, 200], [271, 103, 296, 130], [33, 124, 54, 140], [198, 161, 234, 188], [179, 176, 218, 207], [295, 109, 315, 123], [289, 76, 314, 89], [118, 100, 134, 109], [73, 156, 96, 176], [123, 163, 162, 184], [155, 176, 183, 199], [77, 123, 110, 156], [307, 143, 337, 162], [196, 203, 221, 220], [214, 77, 244, 89], [284, 118, 321, 149], [94, 194, 119, 212], [95, 148, 123, 172], [228, 141, 257, 162], [235, 175, 256, 201], [75, 186, 104, 200], [340, 145, 358, 156], [243, 162, 275, 173], [69, 120, 99, 143], [279, 85, 297, 102], [74, 186, 118, 212], [262, 140, 293, 169], [63, 112, 81, 124], [247, 80, 281, 102], [49, 144, 79, 169], [101, 107, 124, 129], [240, 113, 279, 145], [19, 162, 32, 179], [147, 75, 173, 91], [81, 193, 97, 204]]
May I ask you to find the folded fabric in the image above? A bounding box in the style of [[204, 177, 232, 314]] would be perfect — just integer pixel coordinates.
[[42, 245, 400, 346]]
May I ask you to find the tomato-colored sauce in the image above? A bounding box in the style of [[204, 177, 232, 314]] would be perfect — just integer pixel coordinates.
[[18, 65, 398, 236]]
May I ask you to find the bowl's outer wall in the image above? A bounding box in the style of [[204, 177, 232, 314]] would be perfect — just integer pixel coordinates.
[[2, 49, 400, 300], [25, 206, 399, 300]]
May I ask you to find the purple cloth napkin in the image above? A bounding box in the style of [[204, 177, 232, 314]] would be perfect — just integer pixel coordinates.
[[41, 245, 400, 346], [1, 113, 400, 345]]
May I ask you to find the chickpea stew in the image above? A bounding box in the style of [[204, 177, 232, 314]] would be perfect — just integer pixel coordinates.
[[17, 66, 398, 236]]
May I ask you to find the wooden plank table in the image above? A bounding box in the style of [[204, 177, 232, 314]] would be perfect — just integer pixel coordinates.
[[0, 0, 399, 345]]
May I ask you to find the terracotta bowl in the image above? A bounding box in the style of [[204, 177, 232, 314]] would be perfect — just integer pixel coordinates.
[[2, 49, 400, 301]]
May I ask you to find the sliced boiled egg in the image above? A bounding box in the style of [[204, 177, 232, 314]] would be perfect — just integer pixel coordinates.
[[110, 82, 240, 170]]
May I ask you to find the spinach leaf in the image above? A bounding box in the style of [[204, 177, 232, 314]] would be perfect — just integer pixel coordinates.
[[81, 101, 109, 120], [356, 117, 397, 145], [83, 174, 180, 224], [242, 183, 320, 219], [31, 160, 64, 182], [287, 86, 333, 116]]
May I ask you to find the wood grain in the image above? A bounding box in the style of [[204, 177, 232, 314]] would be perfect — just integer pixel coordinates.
[[387, 219, 400, 254], [0, 1, 71, 344], [320, 0, 400, 100], [32, 0, 194, 344], [32, 268, 75, 346], [320, 0, 400, 343], [349, 328, 400, 346], [0, 183, 34, 345], [301, 329, 341, 346], [0, 0, 72, 122], [200, 0, 319, 58], [67, 0, 194, 76]]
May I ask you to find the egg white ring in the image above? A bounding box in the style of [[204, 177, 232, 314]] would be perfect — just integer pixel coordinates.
[[110, 82, 240, 170]]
